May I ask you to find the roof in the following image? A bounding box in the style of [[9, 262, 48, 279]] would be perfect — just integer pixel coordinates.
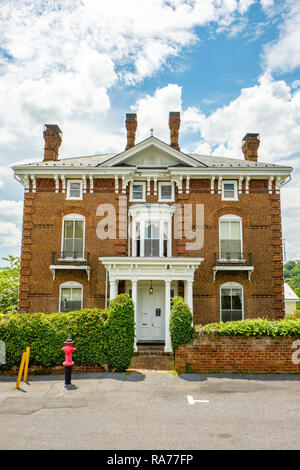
[[284, 283, 299, 301]]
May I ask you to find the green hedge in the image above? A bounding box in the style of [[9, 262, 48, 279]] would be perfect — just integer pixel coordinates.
[[196, 318, 300, 338], [169, 296, 196, 354], [0, 293, 134, 372]]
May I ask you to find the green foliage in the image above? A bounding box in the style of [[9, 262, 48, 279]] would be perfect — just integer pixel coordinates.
[[285, 310, 300, 321], [197, 318, 300, 338], [0, 256, 20, 314], [284, 260, 300, 291], [169, 296, 195, 354], [0, 294, 134, 372]]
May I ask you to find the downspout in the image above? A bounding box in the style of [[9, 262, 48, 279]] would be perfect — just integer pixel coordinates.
[[105, 268, 108, 309]]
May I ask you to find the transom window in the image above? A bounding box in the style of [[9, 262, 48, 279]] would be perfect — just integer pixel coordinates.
[[60, 281, 83, 312], [61, 214, 85, 260], [67, 180, 83, 200], [219, 214, 242, 261], [220, 282, 243, 322], [222, 180, 238, 201], [130, 182, 146, 201], [159, 182, 174, 202]]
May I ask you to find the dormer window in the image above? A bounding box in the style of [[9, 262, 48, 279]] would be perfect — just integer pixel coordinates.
[[67, 180, 83, 200], [158, 182, 174, 202], [222, 180, 238, 201], [130, 204, 175, 258], [130, 182, 146, 202]]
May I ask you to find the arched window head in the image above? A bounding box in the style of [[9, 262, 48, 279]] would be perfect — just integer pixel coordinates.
[[59, 281, 83, 312]]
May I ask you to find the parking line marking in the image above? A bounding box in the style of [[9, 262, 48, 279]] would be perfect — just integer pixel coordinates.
[[187, 395, 209, 405]]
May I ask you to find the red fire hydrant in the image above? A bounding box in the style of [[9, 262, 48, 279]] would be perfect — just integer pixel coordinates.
[[62, 338, 76, 389]]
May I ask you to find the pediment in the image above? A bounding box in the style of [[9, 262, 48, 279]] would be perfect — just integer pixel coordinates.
[[98, 137, 205, 168]]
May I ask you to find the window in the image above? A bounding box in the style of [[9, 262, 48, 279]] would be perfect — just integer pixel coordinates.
[[159, 182, 174, 202], [130, 182, 145, 201], [67, 180, 83, 200], [219, 214, 242, 261], [60, 281, 83, 312], [130, 205, 175, 258], [61, 214, 85, 259], [220, 282, 243, 322], [222, 180, 238, 201]]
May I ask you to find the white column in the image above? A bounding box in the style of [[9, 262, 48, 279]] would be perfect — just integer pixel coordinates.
[[132, 279, 138, 352], [89, 176, 94, 194], [164, 279, 172, 352], [110, 278, 118, 299], [61, 175, 66, 194], [186, 280, 194, 324]]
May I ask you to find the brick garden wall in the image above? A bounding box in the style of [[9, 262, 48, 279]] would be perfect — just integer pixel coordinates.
[[175, 331, 300, 373]]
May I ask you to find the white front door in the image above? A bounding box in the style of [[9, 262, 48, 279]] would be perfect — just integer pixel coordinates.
[[137, 284, 165, 341]]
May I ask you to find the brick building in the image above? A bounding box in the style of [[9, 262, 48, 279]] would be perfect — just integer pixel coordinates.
[[13, 113, 293, 351]]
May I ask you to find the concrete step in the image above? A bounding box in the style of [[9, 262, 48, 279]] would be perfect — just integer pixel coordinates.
[[129, 355, 174, 371], [137, 344, 165, 355]]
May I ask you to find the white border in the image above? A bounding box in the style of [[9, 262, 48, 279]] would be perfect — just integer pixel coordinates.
[[219, 214, 243, 261], [219, 281, 244, 321], [158, 181, 174, 202], [66, 179, 83, 200], [59, 281, 83, 312], [130, 181, 146, 202], [61, 213, 85, 260], [222, 180, 238, 201]]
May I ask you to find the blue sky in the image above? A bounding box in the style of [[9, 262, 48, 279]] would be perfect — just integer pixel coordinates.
[[0, 0, 299, 265]]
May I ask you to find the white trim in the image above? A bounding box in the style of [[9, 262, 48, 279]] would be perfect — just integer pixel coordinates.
[[61, 213, 85, 260], [213, 265, 254, 282], [66, 179, 83, 200], [222, 180, 238, 201], [59, 281, 83, 313], [158, 181, 175, 202], [130, 181, 146, 202], [220, 282, 244, 322]]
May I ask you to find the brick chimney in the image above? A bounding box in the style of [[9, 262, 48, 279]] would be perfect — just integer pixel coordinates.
[[242, 133, 260, 162], [43, 124, 62, 161], [169, 112, 181, 151], [125, 113, 137, 150]]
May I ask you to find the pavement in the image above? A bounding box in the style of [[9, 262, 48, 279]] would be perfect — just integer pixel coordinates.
[[0, 371, 299, 450]]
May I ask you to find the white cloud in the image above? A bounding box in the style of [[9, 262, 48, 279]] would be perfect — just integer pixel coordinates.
[[182, 74, 300, 162], [263, 1, 300, 73], [132, 84, 182, 142], [0, 200, 23, 248], [0, 0, 267, 154], [281, 186, 300, 260]]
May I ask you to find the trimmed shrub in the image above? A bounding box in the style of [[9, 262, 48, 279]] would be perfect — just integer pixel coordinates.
[[0, 294, 134, 372], [196, 318, 300, 338], [169, 296, 195, 355]]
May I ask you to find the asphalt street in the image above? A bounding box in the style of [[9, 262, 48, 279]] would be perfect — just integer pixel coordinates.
[[0, 372, 299, 450]]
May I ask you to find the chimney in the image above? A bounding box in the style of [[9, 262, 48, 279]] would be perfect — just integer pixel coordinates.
[[125, 113, 137, 150], [169, 112, 181, 151], [43, 124, 62, 161], [242, 133, 260, 162]]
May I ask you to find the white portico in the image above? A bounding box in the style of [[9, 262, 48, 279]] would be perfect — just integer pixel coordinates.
[[99, 257, 203, 352]]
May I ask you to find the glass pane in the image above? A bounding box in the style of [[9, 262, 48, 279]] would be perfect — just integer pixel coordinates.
[[136, 222, 140, 239], [74, 220, 84, 239], [132, 184, 143, 199], [144, 222, 151, 239], [71, 288, 82, 301], [61, 288, 71, 301], [144, 239, 159, 256], [220, 221, 230, 239], [160, 184, 172, 199], [163, 222, 168, 239], [73, 239, 84, 257], [221, 289, 231, 309], [231, 221, 241, 240], [152, 222, 159, 239], [64, 220, 74, 238], [63, 238, 73, 254], [224, 189, 235, 199], [231, 289, 242, 309], [231, 310, 242, 321]]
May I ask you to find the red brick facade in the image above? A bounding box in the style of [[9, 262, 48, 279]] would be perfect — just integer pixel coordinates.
[[18, 174, 285, 321]]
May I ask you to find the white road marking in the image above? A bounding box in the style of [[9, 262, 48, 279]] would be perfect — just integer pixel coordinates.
[[187, 395, 209, 405]]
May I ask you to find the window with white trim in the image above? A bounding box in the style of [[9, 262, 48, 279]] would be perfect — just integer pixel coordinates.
[[60, 281, 83, 312], [219, 214, 242, 261], [220, 282, 243, 322], [158, 182, 174, 202], [222, 180, 238, 201], [61, 214, 85, 260], [130, 205, 175, 258], [130, 182, 146, 201], [66, 180, 83, 200]]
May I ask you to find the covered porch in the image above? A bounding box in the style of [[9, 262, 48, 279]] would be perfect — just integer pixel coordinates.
[[99, 257, 203, 352]]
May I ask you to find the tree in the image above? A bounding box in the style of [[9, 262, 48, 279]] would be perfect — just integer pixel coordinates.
[[0, 256, 20, 314]]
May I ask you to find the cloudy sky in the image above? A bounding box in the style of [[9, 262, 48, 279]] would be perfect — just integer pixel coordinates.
[[0, 0, 299, 265]]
